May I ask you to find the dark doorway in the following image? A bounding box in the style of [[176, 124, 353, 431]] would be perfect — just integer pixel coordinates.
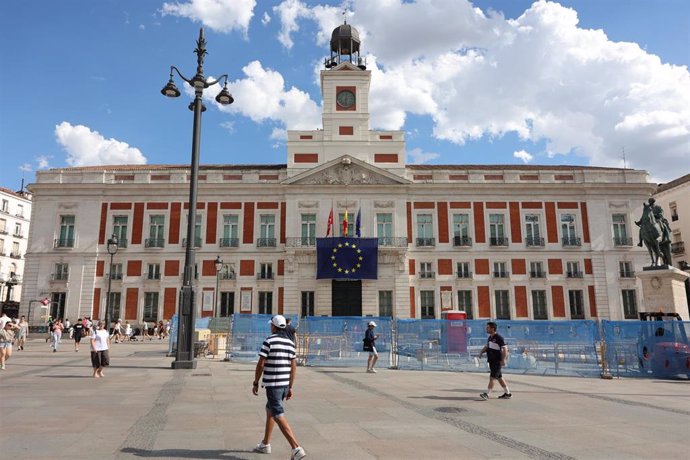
[[332, 280, 362, 316], [51, 292, 66, 319], [220, 292, 234, 317]]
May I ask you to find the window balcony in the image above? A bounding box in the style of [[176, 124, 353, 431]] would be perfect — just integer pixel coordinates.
[[613, 236, 633, 247], [562, 237, 581, 247], [219, 271, 236, 280], [453, 236, 472, 247], [54, 238, 75, 248], [619, 270, 635, 278], [456, 271, 472, 279], [115, 238, 128, 248], [419, 271, 435, 279], [671, 241, 685, 255], [525, 236, 545, 247], [219, 237, 239, 248], [493, 271, 510, 278], [566, 271, 584, 278], [490, 237, 509, 247], [530, 271, 546, 278], [13, 233, 24, 239], [257, 272, 274, 280], [51, 273, 69, 281], [144, 273, 161, 280], [9, 252, 22, 259], [416, 237, 435, 247], [182, 237, 202, 248], [0, 229, 7, 235], [145, 238, 165, 248], [671, 214, 679, 222], [108, 273, 123, 280], [0, 208, 8, 215], [257, 238, 277, 248], [377, 237, 408, 248]]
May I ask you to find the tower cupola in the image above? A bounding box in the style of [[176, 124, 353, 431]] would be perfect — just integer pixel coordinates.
[[324, 21, 366, 70]]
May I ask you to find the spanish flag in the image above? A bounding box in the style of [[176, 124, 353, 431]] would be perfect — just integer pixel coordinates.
[[326, 208, 334, 237], [342, 210, 349, 236]]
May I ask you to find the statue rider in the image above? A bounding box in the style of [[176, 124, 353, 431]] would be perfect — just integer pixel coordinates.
[[635, 198, 656, 247], [653, 205, 673, 265]]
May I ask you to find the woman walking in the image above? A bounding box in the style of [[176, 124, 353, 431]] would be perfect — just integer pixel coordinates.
[[90, 321, 110, 378], [0, 320, 20, 369], [16, 316, 28, 351], [52, 319, 64, 352]]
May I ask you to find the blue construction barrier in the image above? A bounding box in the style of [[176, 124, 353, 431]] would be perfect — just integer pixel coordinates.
[[229, 314, 299, 362], [167, 315, 219, 355]]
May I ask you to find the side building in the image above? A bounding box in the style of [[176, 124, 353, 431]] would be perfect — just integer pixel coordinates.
[[652, 173, 690, 271], [20, 21, 658, 325], [0, 187, 32, 318]]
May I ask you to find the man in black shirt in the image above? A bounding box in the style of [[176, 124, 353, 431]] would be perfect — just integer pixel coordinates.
[[72, 318, 86, 352], [478, 321, 512, 400]]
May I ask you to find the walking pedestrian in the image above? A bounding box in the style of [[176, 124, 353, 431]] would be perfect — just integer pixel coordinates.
[[284, 317, 297, 344], [0, 320, 20, 369], [252, 315, 306, 460], [0, 312, 11, 330], [364, 321, 380, 373], [478, 321, 512, 400], [73, 318, 86, 352], [51, 319, 64, 352], [90, 321, 110, 378], [16, 316, 28, 351]]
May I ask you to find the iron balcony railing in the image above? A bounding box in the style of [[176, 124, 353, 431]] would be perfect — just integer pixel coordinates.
[[109, 273, 123, 280], [619, 270, 635, 278], [562, 237, 581, 247], [0, 229, 7, 235], [613, 236, 633, 247], [51, 273, 69, 281], [219, 271, 236, 280], [9, 252, 22, 259], [377, 237, 408, 247], [115, 238, 128, 248], [219, 237, 239, 248], [54, 238, 75, 248], [257, 272, 274, 280], [530, 271, 546, 278], [13, 233, 23, 239], [525, 236, 545, 247], [145, 238, 165, 248], [416, 237, 435, 247], [566, 271, 584, 278], [490, 237, 509, 246], [493, 271, 510, 278], [453, 236, 472, 247], [144, 273, 161, 280], [671, 241, 685, 255], [419, 272, 435, 279], [182, 237, 202, 248], [257, 238, 277, 248], [456, 271, 473, 279]]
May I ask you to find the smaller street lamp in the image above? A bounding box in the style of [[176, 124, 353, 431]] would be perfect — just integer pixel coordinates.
[[214, 255, 223, 317], [105, 234, 119, 333]]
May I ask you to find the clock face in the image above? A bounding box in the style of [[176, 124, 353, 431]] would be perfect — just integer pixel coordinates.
[[336, 90, 355, 108]]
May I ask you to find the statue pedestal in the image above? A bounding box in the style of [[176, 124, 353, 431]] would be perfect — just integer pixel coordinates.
[[637, 266, 690, 321]]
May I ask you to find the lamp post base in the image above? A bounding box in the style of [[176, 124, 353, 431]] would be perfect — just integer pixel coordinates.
[[171, 359, 198, 369]]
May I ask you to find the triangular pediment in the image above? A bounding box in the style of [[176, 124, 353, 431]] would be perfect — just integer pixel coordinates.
[[331, 61, 361, 71], [284, 156, 410, 186]]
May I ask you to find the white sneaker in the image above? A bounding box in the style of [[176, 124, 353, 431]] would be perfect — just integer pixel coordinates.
[[368, 368, 377, 373], [254, 442, 271, 454], [291, 446, 306, 460], [1, 364, 5, 370]]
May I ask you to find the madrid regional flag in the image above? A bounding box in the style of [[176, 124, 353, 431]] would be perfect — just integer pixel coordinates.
[[316, 237, 378, 280]]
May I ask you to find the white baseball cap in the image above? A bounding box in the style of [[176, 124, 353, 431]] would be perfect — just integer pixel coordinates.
[[368, 321, 377, 327], [269, 315, 287, 328]]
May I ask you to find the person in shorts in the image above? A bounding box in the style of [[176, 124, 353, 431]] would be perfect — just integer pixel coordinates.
[[364, 321, 380, 373], [252, 315, 306, 460], [16, 316, 28, 351], [90, 321, 110, 378], [478, 321, 512, 400], [0, 320, 20, 369], [73, 318, 86, 352]]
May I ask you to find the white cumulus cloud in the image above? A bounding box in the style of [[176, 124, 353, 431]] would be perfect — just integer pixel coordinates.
[[161, 0, 256, 35], [55, 122, 147, 167], [513, 149, 533, 164], [407, 147, 440, 164], [37, 156, 51, 169]]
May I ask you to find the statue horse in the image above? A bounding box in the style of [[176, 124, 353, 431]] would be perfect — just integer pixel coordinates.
[[637, 203, 668, 266]]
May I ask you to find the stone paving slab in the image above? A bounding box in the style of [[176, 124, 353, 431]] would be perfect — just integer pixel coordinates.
[[1, 338, 688, 459]]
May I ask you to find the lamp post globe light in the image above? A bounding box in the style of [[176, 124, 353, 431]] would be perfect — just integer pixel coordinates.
[[214, 255, 223, 317], [104, 234, 119, 335], [162, 28, 234, 369]]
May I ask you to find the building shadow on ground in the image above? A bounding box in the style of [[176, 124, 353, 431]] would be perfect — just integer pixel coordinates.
[[120, 447, 251, 459]]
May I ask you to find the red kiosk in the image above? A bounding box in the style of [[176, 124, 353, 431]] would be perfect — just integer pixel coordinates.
[[442, 310, 468, 353]]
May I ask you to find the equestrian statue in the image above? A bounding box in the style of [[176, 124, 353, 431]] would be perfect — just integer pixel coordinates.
[[635, 197, 672, 267]]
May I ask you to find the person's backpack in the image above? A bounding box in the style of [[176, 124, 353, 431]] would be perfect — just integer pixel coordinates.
[[362, 337, 373, 352]]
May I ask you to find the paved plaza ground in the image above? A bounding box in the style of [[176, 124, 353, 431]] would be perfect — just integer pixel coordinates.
[[1, 337, 688, 459]]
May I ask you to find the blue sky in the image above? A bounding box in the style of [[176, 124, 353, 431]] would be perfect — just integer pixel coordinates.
[[1, 0, 688, 191]]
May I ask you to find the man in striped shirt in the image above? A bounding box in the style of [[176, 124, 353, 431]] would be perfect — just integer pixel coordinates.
[[252, 315, 306, 460]]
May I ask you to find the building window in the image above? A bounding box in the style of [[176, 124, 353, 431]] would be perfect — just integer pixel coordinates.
[[109, 292, 122, 321], [457, 290, 473, 319], [258, 291, 273, 315], [525, 214, 543, 246], [183, 213, 202, 247], [53, 263, 69, 281], [13, 223, 22, 238], [258, 263, 273, 280], [619, 261, 634, 278], [301, 214, 316, 246], [377, 213, 393, 246], [566, 261, 582, 278], [51, 292, 66, 320], [420, 262, 434, 279], [58, 215, 75, 247], [420, 290, 435, 319], [531, 290, 548, 320], [301, 291, 314, 317], [11, 242, 20, 258], [568, 290, 585, 319], [339, 212, 354, 237], [147, 263, 161, 280], [622, 289, 638, 319], [489, 214, 508, 246], [493, 261, 509, 278], [0, 199, 8, 213], [220, 292, 234, 317], [495, 290, 510, 319], [561, 214, 580, 246], [143, 292, 159, 322], [452, 213, 471, 246], [456, 261, 471, 278], [221, 215, 239, 247], [0, 238, 4, 255], [0, 218, 6, 234], [530, 261, 545, 278], [259, 215, 276, 246], [112, 216, 129, 247], [416, 214, 434, 246], [612, 214, 631, 246], [669, 202, 678, 222], [16, 204, 24, 218], [147, 215, 165, 247], [110, 263, 123, 280], [379, 290, 393, 317]]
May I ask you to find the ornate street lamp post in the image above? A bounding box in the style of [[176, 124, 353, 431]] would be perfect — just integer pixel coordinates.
[[105, 234, 119, 334], [215, 255, 223, 317], [162, 28, 234, 369]]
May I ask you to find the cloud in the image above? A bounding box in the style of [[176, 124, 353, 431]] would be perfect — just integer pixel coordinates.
[[220, 121, 235, 134], [407, 147, 440, 164], [36, 156, 51, 169], [55, 122, 147, 167], [19, 163, 32, 172], [273, 0, 312, 49], [261, 12, 271, 26], [513, 149, 533, 164], [161, 0, 256, 35]]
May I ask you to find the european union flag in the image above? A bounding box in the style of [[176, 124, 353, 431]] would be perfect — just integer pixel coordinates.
[[316, 237, 378, 280]]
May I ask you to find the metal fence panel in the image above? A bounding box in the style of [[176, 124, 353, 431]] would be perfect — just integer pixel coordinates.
[[229, 314, 299, 362]]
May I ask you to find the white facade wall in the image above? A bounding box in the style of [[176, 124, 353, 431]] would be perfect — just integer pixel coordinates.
[[0, 188, 31, 311]]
